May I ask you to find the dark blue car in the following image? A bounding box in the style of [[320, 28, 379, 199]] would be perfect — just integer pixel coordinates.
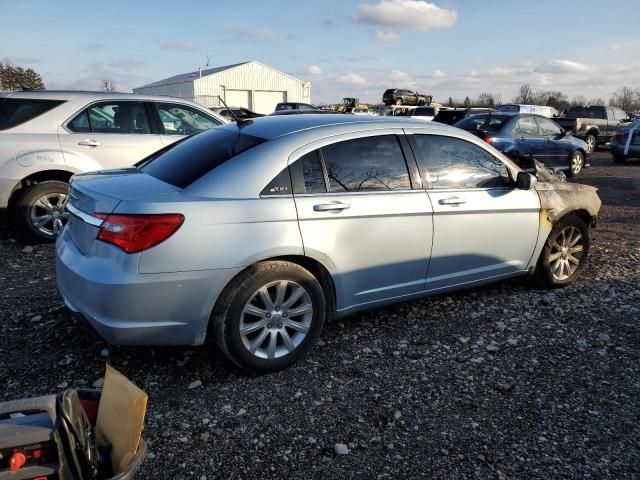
[[454, 113, 589, 176]]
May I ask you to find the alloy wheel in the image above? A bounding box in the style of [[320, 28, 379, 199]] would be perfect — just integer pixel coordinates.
[[571, 152, 584, 174], [549, 226, 584, 281], [30, 192, 69, 237], [239, 280, 313, 359], [586, 136, 596, 153]]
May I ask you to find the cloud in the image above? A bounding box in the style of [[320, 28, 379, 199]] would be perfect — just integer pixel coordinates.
[[374, 30, 400, 42], [338, 73, 367, 85], [355, 0, 457, 30], [299, 65, 323, 75], [161, 41, 198, 52], [432, 69, 445, 79], [534, 59, 591, 74], [224, 27, 276, 41]]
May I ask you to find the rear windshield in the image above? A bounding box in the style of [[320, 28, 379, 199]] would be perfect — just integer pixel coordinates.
[[384, 89, 396, 95], [0, 98, 64, 130], [433, 110, 464, 125], [455, 114, 511, 131], [138, 128, 266, 188], [565, 106, 606, 119]]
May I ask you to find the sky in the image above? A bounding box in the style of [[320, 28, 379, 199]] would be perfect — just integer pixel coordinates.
[[3, 0, 639, 104]]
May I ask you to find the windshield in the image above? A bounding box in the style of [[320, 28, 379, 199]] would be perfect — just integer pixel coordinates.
[[414, 107, 436, 116], [138, 128, 266, 188], [455, 114, 511, 132]]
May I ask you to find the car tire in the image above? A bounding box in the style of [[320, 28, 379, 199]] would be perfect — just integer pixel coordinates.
[[532, 215, 590, 288], [17, 180, 70, 242], [584, 133, 596, 153], [395, 98, 403, 105], [567, 151, 584, 177], [418, 99, 425, 106], [212, 261, 326, 373], [612, 153, 627, 164]]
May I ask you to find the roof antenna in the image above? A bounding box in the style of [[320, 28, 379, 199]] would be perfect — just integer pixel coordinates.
[[218, 95, 252, 126], [206, 52, 210, 68]]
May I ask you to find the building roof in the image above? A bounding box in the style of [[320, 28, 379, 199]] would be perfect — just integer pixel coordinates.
[[135, 62, 251, 90]]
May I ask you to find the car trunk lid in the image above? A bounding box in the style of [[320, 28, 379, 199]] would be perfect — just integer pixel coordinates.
[[66, 168, 180, 254]]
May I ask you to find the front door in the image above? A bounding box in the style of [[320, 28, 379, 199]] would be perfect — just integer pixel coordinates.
[[537, 116, 572, 169], [407, 131, 540, 292], [513, 115, 546, 167], [290, 132, 433, 312], [59, 100, 162, 171]]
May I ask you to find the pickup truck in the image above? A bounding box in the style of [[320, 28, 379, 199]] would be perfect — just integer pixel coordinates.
[[555, 105, 631, 152]]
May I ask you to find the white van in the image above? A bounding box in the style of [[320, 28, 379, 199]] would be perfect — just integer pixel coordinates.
[[497, 104, 559, 118]]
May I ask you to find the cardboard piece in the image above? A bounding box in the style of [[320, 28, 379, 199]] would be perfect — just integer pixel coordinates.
[[96, 364, 148, 474]]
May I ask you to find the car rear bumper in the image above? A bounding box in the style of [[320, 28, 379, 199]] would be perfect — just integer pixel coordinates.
[[611, 142, 640, 157], [55, 228, 240, 346]]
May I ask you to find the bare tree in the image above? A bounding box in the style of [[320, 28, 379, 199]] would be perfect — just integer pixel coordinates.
[[609, 86, 639, 111], [588, 97, 606, 106], [545, 91, 569, 111], [102, 79, 114, 92], [513, 84, 534, 104], [476, 92, 501, 108], [571, 95, 588, 106]]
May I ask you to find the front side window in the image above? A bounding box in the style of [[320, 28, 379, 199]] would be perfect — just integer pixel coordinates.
[[154, 103, 221, 135], [537, 117, 562, 136], [515, 116, 540, 136], [69, 101, 151, 134], [0, 98, 64, 130], [320, 135, 411, 192], [412, 135, 510, 189]]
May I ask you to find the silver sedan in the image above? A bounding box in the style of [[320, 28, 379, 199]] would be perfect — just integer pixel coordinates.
[[56, 114, 601, 372]]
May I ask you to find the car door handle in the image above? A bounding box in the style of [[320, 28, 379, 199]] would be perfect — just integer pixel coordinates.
[[313, 202, 350, 212], [439, 196, 466, 206], [77, 139, 101, 147]]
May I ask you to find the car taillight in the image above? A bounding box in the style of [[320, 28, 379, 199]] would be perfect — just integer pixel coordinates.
[[574, 119, 582, 130], [612, 132, 621, 141], [94, 213, 184, 253], [483, 136, 496, 144]]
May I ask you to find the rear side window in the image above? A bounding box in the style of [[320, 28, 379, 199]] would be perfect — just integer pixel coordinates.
[[0, 98, 64, 130], [515, 116, 540, 135], [138, 128, 266, 189], [320, 135, 411, 192]]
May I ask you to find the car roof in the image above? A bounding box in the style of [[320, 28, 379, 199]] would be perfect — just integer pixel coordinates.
[[218, 113, 460, 140]]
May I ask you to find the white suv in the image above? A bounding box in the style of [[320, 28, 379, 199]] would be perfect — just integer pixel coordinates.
[[0, 91, 226, 240]]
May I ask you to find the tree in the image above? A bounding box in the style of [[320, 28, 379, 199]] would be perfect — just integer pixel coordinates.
[[513, 84, 534, 104], [476, 92, 502, 108], [588, 97, 606, 106], [571, 95, 588, 106], [102, 79, 114, 92], [545, 91, 569, 111], [0, 61, 44, 90], [448, 97, 454, 107], [463, 96, 471, 107], [609, 86, 639, 111]]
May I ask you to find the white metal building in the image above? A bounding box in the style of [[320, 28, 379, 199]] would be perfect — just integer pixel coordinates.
[[133, 61, 311, 114]]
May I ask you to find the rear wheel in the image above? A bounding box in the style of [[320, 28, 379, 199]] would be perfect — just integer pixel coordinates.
[[533, 215, 590, 288], [213, 261, 326, 373], [584, 133, 596, 153], [567, 151, 584, 177], [395, 98, 403, 105], [17, 181, 70, 242]]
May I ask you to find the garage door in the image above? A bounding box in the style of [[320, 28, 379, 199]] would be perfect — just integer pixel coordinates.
[[224, 90, 251, 109], [254, 91, 286, 114]]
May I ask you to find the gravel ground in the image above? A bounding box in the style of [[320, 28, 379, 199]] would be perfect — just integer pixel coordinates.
[[1, 152, 639, 479]]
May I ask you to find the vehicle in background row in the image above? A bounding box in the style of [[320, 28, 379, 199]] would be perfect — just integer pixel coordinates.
[[211, 106, 264, 119], [0, 91, 226, 241], [433, 107, 496, 125], [274, 102, 319, 112], [497, 104, 559, 118], [56, 114, 601, 373], [455, 113, 589, 176], [382, 89, 432, 106], [554, 105, 631, 153], [408, 106, 439, 122], [610, 118, 640, 163]]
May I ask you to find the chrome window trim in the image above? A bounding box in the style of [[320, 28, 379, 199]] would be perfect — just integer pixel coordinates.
[[67, 202, 104, 227]]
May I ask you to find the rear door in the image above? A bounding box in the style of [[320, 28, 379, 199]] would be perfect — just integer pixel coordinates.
[[150, 102, 223, 147], [407, 131, 540, 291], [290, 131, 432, 312], [60, 100, 163, 171]]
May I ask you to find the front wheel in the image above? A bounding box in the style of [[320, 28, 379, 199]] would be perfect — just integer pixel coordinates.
[[567, 151, 584, 177], [17, 180, 70, 242], [532, 215, 590, 288], [213, 261, 326, 373]]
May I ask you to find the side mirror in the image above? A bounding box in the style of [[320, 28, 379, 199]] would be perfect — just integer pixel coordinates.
[[516, 171, 537, 190], [563, 129, 572, 137]]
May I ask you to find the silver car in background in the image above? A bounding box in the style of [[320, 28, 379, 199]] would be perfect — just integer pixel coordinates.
[[56, 115, 601, 373], [0, 91, 226, 240]]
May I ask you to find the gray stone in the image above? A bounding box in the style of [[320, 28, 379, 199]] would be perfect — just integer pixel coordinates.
[[335, 443, 350, 455]]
